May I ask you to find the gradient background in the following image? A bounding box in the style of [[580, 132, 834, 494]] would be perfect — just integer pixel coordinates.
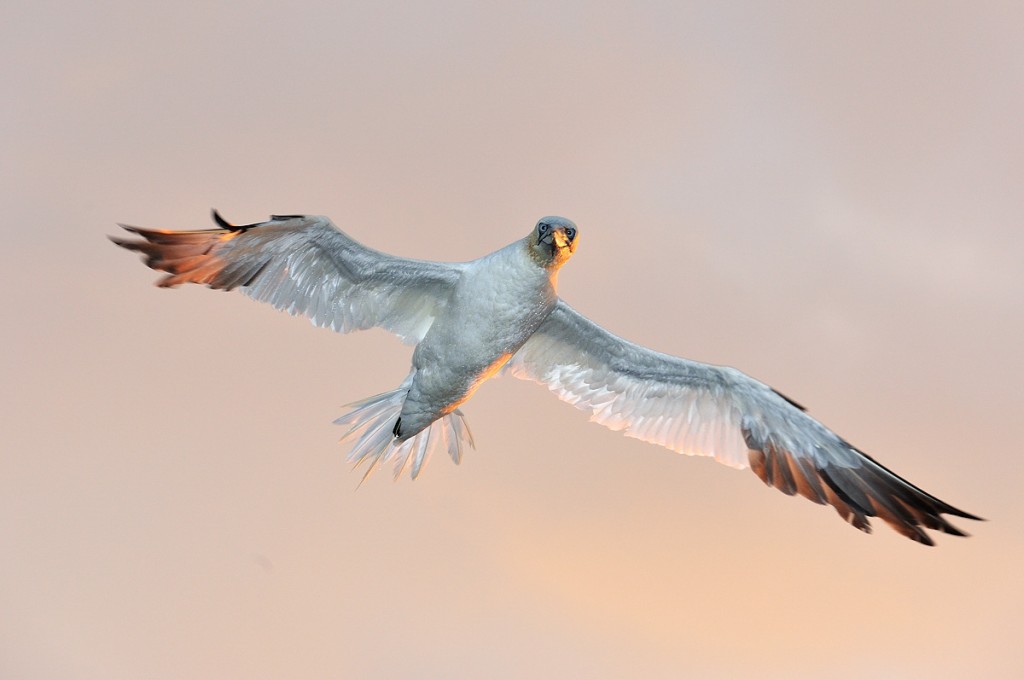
[[3, 1, 1022, 678]]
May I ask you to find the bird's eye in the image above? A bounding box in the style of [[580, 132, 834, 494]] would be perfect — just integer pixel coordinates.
[[538, 222, 550, 233], [565, 227, 576, 240]]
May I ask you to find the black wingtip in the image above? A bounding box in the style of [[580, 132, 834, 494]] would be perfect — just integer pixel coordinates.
[[949, 508, 986, 522], [109, 224, 144, 248], [211, 209, 267, 233], [211, 208, 235, 230]]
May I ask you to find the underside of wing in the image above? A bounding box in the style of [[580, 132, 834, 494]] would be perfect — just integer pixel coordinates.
[[507, 301, 981, 544], [505, 302, 756, 468], [111, 211, 466, 344]]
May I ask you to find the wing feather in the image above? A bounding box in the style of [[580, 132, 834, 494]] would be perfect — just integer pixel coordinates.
[[507, 301, 980, 544], [112, 212, 465, 344]]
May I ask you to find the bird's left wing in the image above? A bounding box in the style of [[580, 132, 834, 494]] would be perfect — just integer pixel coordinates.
[[112, 212, 466, 344], [506, 301, 979, 544]]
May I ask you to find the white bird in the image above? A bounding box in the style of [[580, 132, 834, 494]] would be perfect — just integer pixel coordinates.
[[112, 211, 980, 545]]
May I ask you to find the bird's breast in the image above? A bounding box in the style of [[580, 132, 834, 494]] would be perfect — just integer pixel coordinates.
[[401, 245, 556, 433]]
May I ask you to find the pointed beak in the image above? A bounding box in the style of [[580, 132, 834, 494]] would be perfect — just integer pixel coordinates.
[[551, 228, 570, 250], [540, 227, 571, 250]]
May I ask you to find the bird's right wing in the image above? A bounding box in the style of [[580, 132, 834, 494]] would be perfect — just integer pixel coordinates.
[[506, 301, 980, 544], [112, 212, 466, 344]]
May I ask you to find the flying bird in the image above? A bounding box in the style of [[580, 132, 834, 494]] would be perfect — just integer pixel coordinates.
[[112, 211, 980, 545]]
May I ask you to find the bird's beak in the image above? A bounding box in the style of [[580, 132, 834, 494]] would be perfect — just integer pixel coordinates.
[[540, 227, 571, 250], [551, 228, 570, 250]]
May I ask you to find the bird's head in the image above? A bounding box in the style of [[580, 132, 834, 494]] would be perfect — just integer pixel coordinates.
[[528, 216, 578, 269]]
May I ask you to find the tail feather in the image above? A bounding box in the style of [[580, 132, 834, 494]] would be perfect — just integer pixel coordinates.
[[334, 386, 475, 482], [410, 429, 433, 480]]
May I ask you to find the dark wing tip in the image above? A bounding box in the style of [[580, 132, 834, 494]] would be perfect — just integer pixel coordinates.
[[746, 433, 982, 545], [843, 442, 985, 522], [109, 225, 145, 249], [211, 208, 238, 230], [112, 223, 142, 239], [941, 506, 985, 522], [211, 208, 262, 232], [211, 209, 297, 232]]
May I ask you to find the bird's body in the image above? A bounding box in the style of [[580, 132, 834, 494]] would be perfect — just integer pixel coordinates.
[[402, 235, 560, 438], [112, 211, 980, 544]]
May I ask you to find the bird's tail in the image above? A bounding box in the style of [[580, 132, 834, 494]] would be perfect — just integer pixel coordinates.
[[333, 383, 474, 483]]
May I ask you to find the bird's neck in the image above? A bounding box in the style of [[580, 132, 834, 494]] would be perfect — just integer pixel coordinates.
[[522, 236, 570, 275]]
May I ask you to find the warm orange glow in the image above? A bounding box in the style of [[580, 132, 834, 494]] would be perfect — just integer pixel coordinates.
[[4, 2, 1017, 679], [453, 352, 514, 412]]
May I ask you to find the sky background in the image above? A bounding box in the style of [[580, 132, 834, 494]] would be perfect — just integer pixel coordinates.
[[2, 1, 1022, 678]]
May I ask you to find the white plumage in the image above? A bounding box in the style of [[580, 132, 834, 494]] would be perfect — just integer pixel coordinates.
[[112, 211, 980, 544]]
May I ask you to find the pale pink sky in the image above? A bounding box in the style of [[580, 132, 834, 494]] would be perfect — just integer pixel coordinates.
[[2, 1, 1022, 678]]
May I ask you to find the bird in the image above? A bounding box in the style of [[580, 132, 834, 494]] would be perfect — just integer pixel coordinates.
[[111, 210, 981, 545]]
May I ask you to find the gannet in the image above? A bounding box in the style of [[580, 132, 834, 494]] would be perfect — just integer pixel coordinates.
[[112, 211, 980, 544]]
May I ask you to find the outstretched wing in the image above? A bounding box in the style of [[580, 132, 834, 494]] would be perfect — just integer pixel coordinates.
[[506, 301, 980, 544], [111, 212, 466, 344]]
